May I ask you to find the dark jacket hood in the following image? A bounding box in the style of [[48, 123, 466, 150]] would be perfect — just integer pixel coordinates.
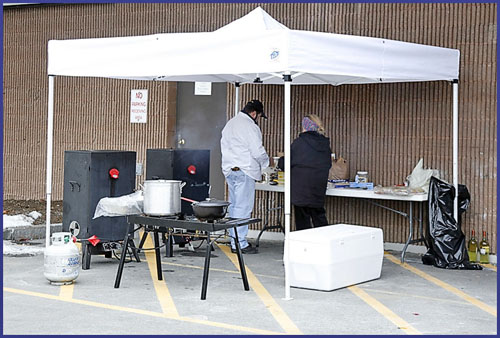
[[299, 131, 331, 153]]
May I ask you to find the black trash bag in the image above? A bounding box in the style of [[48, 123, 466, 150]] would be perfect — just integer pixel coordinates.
[[422, 176, 482, 270]]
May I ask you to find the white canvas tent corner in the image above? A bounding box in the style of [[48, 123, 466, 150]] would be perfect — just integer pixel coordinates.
[[46, 6, 460, 299]]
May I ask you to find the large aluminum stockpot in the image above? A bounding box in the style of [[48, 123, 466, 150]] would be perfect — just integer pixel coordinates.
[[143, 180, 185, 216]]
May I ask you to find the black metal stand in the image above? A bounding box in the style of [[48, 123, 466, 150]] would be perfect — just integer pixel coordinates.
[[114, 231, 131, 288], [166, 229, 174, 257], [129, 241, 141, 262], [114, 215, 259, 300], [138, 231, 148, 252], [233, 227, 250, 291], [153, 230, 162, 280], [201, 233, 212, 300]]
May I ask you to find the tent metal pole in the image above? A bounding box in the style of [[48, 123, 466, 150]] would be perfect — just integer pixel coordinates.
[[452, 80, 459, 221], [45, 76, 55, 247], [283, 73, 292, 300], [234, 82, 240, 116]]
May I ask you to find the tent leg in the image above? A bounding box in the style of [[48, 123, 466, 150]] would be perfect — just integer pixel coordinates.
[[283, 74, 292, 301], [45, 76, 55, 247], [234, 82, 240, 116], [452, 80, 458, 221]]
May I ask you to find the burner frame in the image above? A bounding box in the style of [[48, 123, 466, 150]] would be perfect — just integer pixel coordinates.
[[114, 214, 261, 300]]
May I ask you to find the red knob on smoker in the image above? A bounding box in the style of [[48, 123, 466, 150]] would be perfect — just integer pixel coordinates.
[[109, 168, 119, 179], [187, 165, 196, 175]]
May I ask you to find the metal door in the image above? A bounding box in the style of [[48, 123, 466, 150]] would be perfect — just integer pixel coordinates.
[[176, 82, 227, 200]]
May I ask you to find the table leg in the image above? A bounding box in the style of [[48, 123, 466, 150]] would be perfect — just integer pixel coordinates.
[[166, 229, 174, 257], [419, 202, 428, 248], [129, 240, 141, 262], [401, 201, 414, 263], [256, 191, 271, 247], [233, 226, 250, 291], [82, 241, 91, 270], [153, 230, 162, 281], [161, 232, 167, 257], [138, 231, 148, 252], [201, 233, 212, 300], [169, 230, 174, 256], [256, 191, 284, 247], [114, 231, 131, 288]]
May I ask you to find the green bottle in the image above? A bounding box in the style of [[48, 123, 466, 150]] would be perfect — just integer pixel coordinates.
[[467, 229, 478, 262], [478, 231, 490, 264]]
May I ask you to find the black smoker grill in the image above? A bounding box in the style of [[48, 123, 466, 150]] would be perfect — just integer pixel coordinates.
[[146, 148, 210, 215], [62, 150, 138, 269], [145, 148, 210, 249]]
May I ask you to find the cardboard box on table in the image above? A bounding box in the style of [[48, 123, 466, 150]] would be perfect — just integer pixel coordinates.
[[288, 224, 384, 291]]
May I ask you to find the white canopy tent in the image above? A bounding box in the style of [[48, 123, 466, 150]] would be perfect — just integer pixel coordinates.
[[46, 6, 460, 299]]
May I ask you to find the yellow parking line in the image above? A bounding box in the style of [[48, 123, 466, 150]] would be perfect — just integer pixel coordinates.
[[366, 288, 471, 305], [480, 263, 497, 271], [384, 252, 497, 317], [3, 287, 283, 335], [161, 260, 283, 279], [58, 283, 74, 299], [141, 231, 179, 318], [348, 285, 422, 335], [56, 238, 78, 299], [217, 243, 302, 335]]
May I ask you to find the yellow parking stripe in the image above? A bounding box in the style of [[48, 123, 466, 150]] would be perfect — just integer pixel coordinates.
[[366, 288, 472, 305], [141, 231, 179, 318], [480, 263, 497, 271], [384, 252, 497, 317], [161, 260, 282, 279], [348, 285, 422, 335], [4, 287, 283, 335], [56, 239, 78, 299], [58, 283, 74, 299], [218, 243, 302, 335]]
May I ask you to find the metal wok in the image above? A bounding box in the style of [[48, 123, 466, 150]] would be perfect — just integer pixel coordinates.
[[181, 197, 230, 222]]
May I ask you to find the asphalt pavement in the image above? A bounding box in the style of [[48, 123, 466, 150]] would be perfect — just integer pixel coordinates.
[[2, 233, 497, 335]]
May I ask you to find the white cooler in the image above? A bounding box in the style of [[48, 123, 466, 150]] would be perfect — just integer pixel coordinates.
[[288, 224, 383, 291]]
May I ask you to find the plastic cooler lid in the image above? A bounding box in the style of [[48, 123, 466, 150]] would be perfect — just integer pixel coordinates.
[[288, 224, 381, 243]]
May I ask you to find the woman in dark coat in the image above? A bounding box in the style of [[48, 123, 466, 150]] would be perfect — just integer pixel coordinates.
[[290, 114, 332, 230]]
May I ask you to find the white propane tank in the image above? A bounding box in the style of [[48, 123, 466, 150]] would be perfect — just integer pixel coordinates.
[[44, 232, 80, 285]]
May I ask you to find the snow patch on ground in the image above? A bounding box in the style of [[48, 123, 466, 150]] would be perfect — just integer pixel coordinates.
[[3, 240, 45, 256], [3, 213, 39, 228], [3, 211, 45, 256], [28, 211, 42, 220]]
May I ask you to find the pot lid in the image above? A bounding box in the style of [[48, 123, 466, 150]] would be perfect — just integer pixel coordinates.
[[144, 179, 182, 183], [195, 199, 230, 207]]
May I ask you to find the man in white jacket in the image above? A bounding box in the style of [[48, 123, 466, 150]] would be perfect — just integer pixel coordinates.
[[221, 99, 270, 254]]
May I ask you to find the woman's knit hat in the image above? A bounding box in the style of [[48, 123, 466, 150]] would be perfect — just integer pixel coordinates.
[[302, 116, 319, 132]]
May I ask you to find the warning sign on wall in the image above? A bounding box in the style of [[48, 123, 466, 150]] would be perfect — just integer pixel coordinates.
[[130, 89, 148, 123], [194, 82, 212, 95]]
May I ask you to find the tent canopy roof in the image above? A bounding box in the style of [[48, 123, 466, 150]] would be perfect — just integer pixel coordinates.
[[47, 6, 460, 85]]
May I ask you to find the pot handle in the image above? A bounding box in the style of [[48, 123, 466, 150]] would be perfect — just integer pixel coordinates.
[[181, 196, 198, 204], [180, 182, 186, 193]]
